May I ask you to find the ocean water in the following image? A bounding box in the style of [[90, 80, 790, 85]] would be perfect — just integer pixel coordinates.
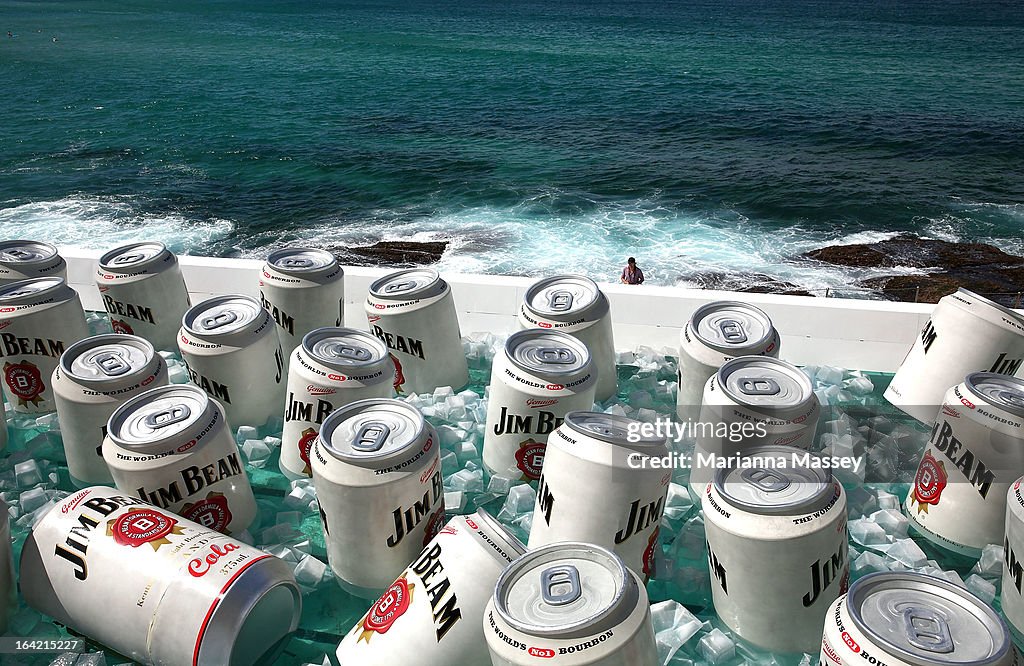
[[1, 0, 1023, 290]]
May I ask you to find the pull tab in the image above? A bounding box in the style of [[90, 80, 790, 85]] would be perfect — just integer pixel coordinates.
[[200, 310, 239, 330], [3, 287, 36, 299], [113, 252, 145, 265], [902, 607, 953, 654], [536, 347, 577, 365], [4, 249, 32, 260], [548, 290, 574, 312], [330, 344, 372, 362], [741, 467, 791, 492], [383, 280, 416, 294], [718, 319, 748, 344], [279, 257, 313, 269], [143, 404, 192, 430], [541, 565, 582, 606], [738, 377, 780, 396], [93, 352, 130, 377], [352, 422, 391, 452], [998, 390, 1024, 408]]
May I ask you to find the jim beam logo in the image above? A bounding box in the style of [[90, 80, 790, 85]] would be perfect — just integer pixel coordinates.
[[358, 575, 415, 643], [514, 439, 546, 481], [385, 465, 444, 549], [135, 452, 245, 517], [910, 450, 947, 514], [371, 325, 425, 360], [4, 358, 46, 407], [297, 427, 318, 476], [390, 353, 406, 395], [102, 295, 155, 326], [107, 508, 185, 550], [55, 493, 148, 581], [181, 491, 234, 533]]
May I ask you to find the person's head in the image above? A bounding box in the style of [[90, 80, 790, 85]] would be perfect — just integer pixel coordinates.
[[627, 257, 636, 266]]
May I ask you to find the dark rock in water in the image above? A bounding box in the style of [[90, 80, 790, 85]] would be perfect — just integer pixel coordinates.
[[804, 233, 1024, 270], [331, 240, 448, 267], [805, 234, 1024, 305], [683, 271, 816, 297]]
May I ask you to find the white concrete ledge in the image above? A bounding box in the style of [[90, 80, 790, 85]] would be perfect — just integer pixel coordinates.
[[61, 246, 939, 372]]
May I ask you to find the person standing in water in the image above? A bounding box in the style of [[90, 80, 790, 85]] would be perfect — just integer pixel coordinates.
[[620, 257, 644, 285]]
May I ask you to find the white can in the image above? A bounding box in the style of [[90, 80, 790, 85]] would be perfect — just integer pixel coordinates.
[[527, 412, 670, 580], [95, 242, 192, 351], [1002, 478, 1024, 639], [702, 446, 848, 653], [482, 330, 597, 481], [20, 486, 302, 666], [820, 572, 1013, 666], [178, 294, 285, 428], [102, 384, 257, 534], [280, 327, 395, 479], [0, 499, 11, 635], [885, 289, 1024, 424], [0, 277, 89, 414], [53, 334, 169, 486], [0, 240, 66, 285], [518, 275, 617, 402], [337, 510, 526, 666], [676, 301, 780, 422], [483, 542, 658, 666], [905, 373, 1024, 556], [259, 247, 345, 356], [311, 398, 444, 598], [691, 356, 820, 499], [365, 269, 468, 396]]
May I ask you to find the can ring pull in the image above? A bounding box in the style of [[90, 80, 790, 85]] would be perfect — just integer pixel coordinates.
[[383, 281, 416, 294], [541, 565, 582, 606], [718, 319, 748, 344], [3, 249, 32, 260], [536, 347, 577, 365], [329, 344, 372, 362], [3, 287, 36, 299], [353, 422, 391, 452], [902, 607, 953, 654], [112, 252, 145, 265], [548, 290, 574, 312], [200, 310, 239, 330], [279, 257, 313, 269], [741, 467, 791, 493], [93, 352, 130, 377], [143, 404, 192, 430], [737, 377, 780, 396]]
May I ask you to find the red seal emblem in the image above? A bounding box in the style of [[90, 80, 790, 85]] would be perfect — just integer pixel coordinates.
[[642, 527, 659, 581], [182, 492, 234, 533], [110, 318, 135, 335], [514, 439, 546, 481], [911, 450, 947, 514], [390, 353, 405, 395], [106, 509, 183, 550], [423, 507, 446, 547], [4, 359, 46, 407], [298, 427, 318, 476], [357, 575, 415, 643]]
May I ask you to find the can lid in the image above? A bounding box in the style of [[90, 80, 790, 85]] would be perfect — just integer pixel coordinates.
[[98, 242, 173, 272], [493, 542, 639, 639], [368, 269, 445, 301], [965, 372, 1024, 419], [717, 356, 813, 409], [847, 572, 1010, 666], [107, 384, 215, 452], [471, 508, 527, 558], [713, 446, 834, 515], [60, 334, 156, 388], [0, 277, 74, 306], [265, 248, 340, 280], [505, 329, 592, 378], [523, 275, 604, 320], [691, 301, 775, 353], [954, 288, 1024, 326], [318, 399, 428, 466], [302, 327, 389, 374], [563, 411, 666, 448], [0, 240, 60, 267], [183, 295, 266, 340]]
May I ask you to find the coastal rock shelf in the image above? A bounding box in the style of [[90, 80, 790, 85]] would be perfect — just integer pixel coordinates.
[[0, 313, 1010, 666]]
